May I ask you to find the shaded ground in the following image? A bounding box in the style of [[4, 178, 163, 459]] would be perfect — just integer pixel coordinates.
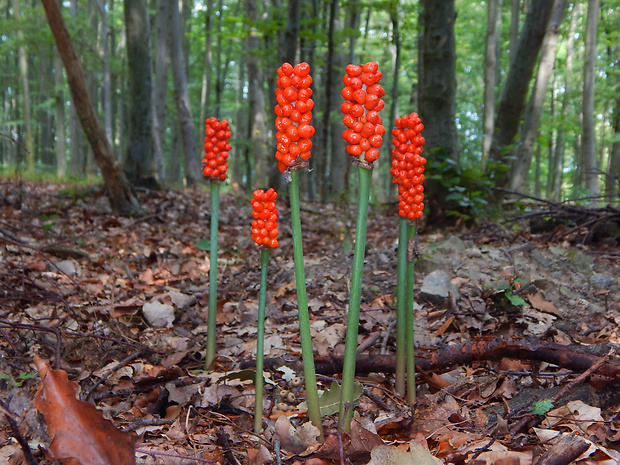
[[1, 179, 619, 464]]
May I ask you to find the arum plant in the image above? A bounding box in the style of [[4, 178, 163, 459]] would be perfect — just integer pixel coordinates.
[[250, 188, 280, 433], [274, 62, 323, 439], [390, 113, 426, 404], [202, 117, 232, 368], [339, 62, 386, 428]]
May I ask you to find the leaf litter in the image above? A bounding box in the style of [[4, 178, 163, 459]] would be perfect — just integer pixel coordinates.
[[0, 180, 619, 464]]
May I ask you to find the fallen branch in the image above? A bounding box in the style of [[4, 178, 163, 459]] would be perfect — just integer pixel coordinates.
[[241, 336, 620, 380]]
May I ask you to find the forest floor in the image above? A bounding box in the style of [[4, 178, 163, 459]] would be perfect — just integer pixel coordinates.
[[1, 179, 620, 465]]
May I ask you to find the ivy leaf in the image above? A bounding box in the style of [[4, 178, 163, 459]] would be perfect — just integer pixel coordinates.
[[194, 238, 211, 250], [298, 380, 363, 417], [532, 399, 555, 415]]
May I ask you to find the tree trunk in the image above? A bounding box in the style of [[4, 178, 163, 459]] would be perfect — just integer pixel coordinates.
[[199, 0, 213, 126], [319, 0, 339, 200], [418, 0, 458, 162], [244, 0, 271, 188], [487, 0, 555, 189], [482, 0, 501, 171], [549, 2, 579, 201], [280, 0, 301, 64], [608, 97, 620, 205], [95, 0, 112, 145], [509, 0, 567, 193], [154, 0, 172, 184], [41, 0, 141, 216], [15, 1, 34, 171], [509, 0, 520, 65], [582, 0, 600, 204], [54, 51, 66, 177], [386, 0, 401, 198], [123, 0, 157, 188], [170, 0, 201, 186]]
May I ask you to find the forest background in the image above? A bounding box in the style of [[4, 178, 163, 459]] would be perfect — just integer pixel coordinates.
[[0, 0, 619, 220]]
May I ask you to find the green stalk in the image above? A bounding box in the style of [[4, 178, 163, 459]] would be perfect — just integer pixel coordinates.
[[394, 217, 408, 396], [288, 170, 324, 440], [205, 181, 219, 369], [405, 223, 416, 405], [254, 249, 270, 433], [339, 165, 372, 429]]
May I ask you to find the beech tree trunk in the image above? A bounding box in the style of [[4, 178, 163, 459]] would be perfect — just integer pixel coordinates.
[[170, 0, 201, 186], [41, 0, 141, 216], [549, 3, 579, 201], [482, 0, 501, 171], [509, 0, 567, 193], [487, 0, 555, 189], [582, 0, 600, 204], [15, 2, 34, 171], [154, 0, 172, 184], [244, 0, 270, 188]]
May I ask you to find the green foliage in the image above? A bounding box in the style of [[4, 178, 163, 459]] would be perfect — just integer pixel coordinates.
[[532, 399, 555, 415], [0, 371, 37, 388], [194, 238, 211, 251], [428, 157, 494, 221], [298, 380, 364, 417]]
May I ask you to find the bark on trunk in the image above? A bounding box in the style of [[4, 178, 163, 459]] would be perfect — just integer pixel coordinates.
[[170, 0, 201, 186], [482, 0, 501, 171], [582, 0, 600, 204], [509, 0, 567, 193], [488, 0, 555, 188], [124, 0, 157, 188], [41, 0, 141, 216]]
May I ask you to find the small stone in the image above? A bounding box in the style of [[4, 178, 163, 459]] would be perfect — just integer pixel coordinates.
[[142, 301, 175, 328], [55, 260, 78, 276], [419, 270, 460, 307], [590, 273, 614, 289], [530, 249, 551, 267], [434, 236, 466, 253]]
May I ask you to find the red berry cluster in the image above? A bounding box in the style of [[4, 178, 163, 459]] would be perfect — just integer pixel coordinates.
[[341, 62, 386, 164], [251, 188, 279, 248], [274, 62, 315, 173], [203, 117, 232, 182], [391, 113, 426, 221]]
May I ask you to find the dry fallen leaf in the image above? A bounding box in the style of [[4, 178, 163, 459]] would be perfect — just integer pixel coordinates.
[[367, 441, 442, 465], [34, 355, 136, 465]]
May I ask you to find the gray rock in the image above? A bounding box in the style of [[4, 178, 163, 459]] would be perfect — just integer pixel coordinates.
[[590, 273, 614, 289], [568, 250, 593, 275], [419, 270, 460, 307], [530, 249, 551, 267], [434, 236, 466, 253]]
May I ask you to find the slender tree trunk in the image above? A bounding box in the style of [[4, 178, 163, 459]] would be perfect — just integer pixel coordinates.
[[509, 0, 567, 193], [509, 0, 520, 65], [41, 0, 141, 215], [199, 0, 213, 126], [214, 0, 224, 118], [608, 98, 620, 205], [582, 0, 600, 204], [244, 0, 270, 188], [54, 51, 66, 177], [482, 0, 501, 171], [550, 3, 579, 201], [386, 0, 401, 197], [280, 0, 301, 64], [319, 0, 338, 200], [170, 0, 201, 186], [95, 0, 112, 145], [488, 0, 555, 189], [15, 2, 34, 171], [154, 0, 172, 184]]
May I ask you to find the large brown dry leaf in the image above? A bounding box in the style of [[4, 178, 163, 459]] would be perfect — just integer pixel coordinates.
[[34, 355, 136, 465]]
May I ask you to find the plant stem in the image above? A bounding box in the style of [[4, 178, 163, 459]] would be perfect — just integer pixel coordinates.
[[395, 217, 408, 396], [205, 181, 219, 369], [288, 170, 324, 440], [254, 249, 270, 433], [339, 165, 372, 429], [405, 222, 417, 405]]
